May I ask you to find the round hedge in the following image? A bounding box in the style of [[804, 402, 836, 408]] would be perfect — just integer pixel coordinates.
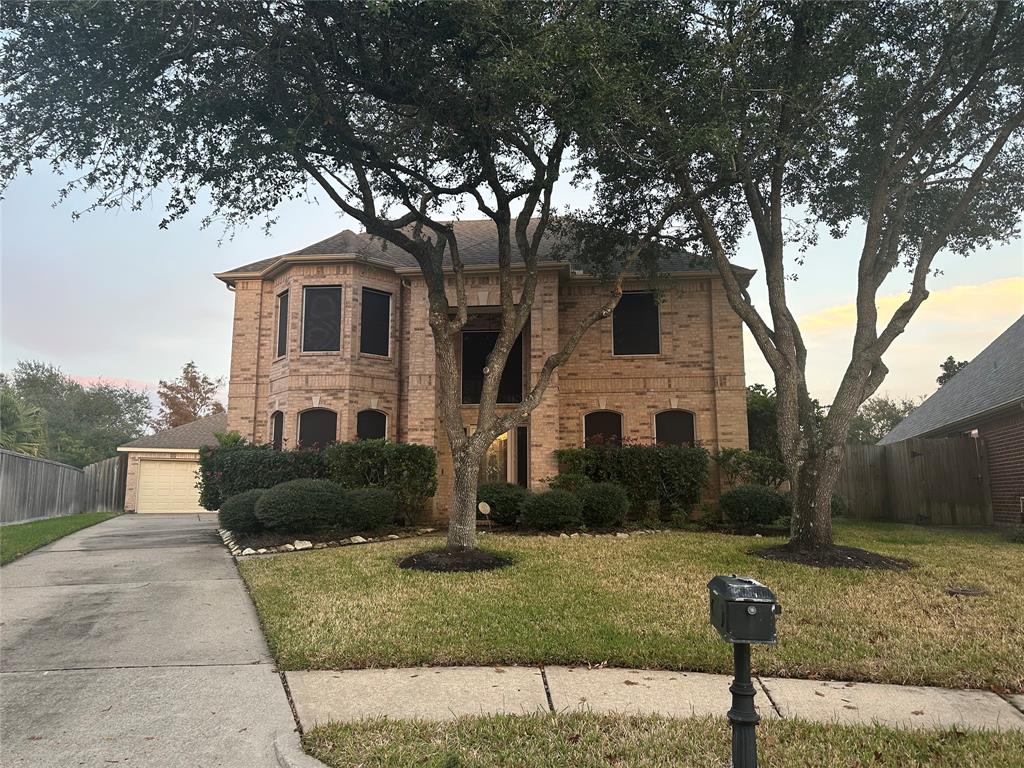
[[720, 484, 789, 533], [519, 489, 583, 531], [477, 482, 528, 526], [254, 478, 348, 532], [546, 473, 592, 494], [346, 487, 397, 531], [218, 488, 265, 535], [577, 482, 629, 529]]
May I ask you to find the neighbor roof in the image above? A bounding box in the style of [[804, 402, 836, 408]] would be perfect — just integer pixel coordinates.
[[119, 412, 228, 451], [217, 218, 752, 283], [878, 314, 1024, 444]]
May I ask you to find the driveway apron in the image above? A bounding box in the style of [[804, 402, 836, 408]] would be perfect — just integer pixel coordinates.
[[0, 514, 295, 768]]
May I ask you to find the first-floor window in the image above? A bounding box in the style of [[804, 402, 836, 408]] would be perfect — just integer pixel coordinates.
[[298, 408, 337, 447], [270, 410, 284, 450], [356, 409, 387, 440], [584, 411, 623, 444], [655, 409, 695, 446]]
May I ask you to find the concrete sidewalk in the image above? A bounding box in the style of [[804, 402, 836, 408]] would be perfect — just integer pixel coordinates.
[[286, 665, 1024, 733], [0, 514, 296, 768]]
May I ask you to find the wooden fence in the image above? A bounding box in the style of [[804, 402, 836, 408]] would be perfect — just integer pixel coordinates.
[[0, 450, 127, 525], [836, 436, 991, 526]]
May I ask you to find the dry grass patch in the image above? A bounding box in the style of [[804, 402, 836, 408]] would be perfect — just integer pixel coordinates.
[[238, 522, 1024, 690], [303, 713, 1024, 768]]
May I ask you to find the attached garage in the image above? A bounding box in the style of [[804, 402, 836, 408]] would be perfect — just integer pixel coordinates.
[[118, 412, 227, 514]]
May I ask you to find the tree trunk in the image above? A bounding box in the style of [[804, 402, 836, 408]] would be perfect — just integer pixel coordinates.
[[447, 447, 482, 551], [788, 448, 843, 550]]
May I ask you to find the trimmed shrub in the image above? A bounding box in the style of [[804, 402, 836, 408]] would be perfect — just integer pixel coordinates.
[[254, 478, 348, 532], [198, 443, 326, 510], [547, 473, 592, 493], [719, 484, 789, 533], [519, 489, 583, 531], [577, 482, 629, 529], [555, 443, 709, 517], [323, 440, 437, 523], [218, 489, 265, 535], [346, 487, 397, 532], [477, 482, 528, 526]]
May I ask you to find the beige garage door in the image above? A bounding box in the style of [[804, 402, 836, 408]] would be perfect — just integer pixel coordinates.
[[137, 460, 203, 513]]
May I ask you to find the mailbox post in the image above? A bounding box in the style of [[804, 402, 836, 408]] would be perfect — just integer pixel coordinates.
[[707, 576, 781, 768]]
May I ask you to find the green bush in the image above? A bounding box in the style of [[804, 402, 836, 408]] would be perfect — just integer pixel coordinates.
[[346, 487, 398, 531], [519, 489, 583, 531], [555, 443, 709, 517], [547, 473, 592, 493], [477, 482, 528, 526], [576, 482, 629, 529], [253, 478, 348, 532], [218, 489, 265, 535], [323, 440, 437, 523], [713, 447, 786, 489], [719, 485, 789, 533], [198, 443, 327, 510]]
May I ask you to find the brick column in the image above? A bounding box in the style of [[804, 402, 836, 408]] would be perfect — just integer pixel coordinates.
[[528, 273, 560, 488]]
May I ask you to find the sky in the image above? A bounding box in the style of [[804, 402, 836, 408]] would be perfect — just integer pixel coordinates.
[[2, 165, 1022, 408]]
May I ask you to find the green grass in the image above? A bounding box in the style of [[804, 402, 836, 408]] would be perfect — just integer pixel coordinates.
[[0, 511, 119, 565], [238, 521, 1024, 690], [304, 713, 1024, 768]]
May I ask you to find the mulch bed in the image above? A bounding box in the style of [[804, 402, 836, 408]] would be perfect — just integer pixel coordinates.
[[754, 543, 913, 571], [398, 547, 512, 573]]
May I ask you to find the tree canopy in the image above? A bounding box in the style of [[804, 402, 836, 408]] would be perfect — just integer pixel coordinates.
[[152, 361, 225, 431]]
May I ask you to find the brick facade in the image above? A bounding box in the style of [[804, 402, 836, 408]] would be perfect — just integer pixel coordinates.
[[977, 410, 1024, 526], [223, 259, 748, 517]]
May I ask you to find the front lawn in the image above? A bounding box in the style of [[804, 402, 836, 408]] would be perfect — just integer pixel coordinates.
[[238, 521, 1024, 691], [0, 511, 119, 565], [304, 713, 1024, 768]]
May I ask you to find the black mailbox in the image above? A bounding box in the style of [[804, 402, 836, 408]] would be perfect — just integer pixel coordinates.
[[708, 575, 781, 644]]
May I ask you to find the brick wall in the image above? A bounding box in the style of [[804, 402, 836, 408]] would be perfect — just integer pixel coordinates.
[[978, 409, 1024, 525]]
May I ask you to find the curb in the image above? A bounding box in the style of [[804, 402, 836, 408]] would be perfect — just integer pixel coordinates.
[[274, 732, 331, 768]]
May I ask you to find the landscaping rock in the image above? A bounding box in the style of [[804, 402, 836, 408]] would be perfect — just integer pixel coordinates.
[[293, 540, 313, 551], [386, 534, 400, 540], [570, 533, 580, 539], [281, 544, 296, 552], [350, 536, 367, 544], [257, 548, 268, 554], [616, 532, 630, 539], [313, 543, 327, 549], [241, 548, 256, 556]]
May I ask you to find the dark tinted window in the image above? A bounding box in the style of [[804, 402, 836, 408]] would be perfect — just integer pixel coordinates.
[[360, 288, 391, 356], [655, 410, 695, 446], [461, 331, 523, 404], [584, 411, 623, 444], [356, 409, 387, 440], [302, 287, 342, 352], [270, 411, 284, 450], [613, 292, 660, 355], [298, 408, 337, 447], [276, 292, 289, 357], [516, 425, 528, 488]]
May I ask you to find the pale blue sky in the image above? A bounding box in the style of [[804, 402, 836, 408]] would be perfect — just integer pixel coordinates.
[[2, 165, 1022, 406]]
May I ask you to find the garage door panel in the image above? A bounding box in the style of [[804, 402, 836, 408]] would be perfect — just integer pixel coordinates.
[[137, 460, 203, 514]]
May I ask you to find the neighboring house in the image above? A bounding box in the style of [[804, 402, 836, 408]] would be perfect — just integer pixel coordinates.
[[879, 314, 1024, 526], [117, 412, 227, 514], [214, 219, 751, 515]]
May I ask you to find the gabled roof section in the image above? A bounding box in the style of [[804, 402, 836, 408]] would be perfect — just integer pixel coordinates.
[[215, 218, 754, 285], [878, 314, 1024, 444], [118, 412, 228, 451]]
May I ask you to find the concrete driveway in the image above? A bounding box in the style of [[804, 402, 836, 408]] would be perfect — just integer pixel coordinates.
[[0, 514, 296, 768]]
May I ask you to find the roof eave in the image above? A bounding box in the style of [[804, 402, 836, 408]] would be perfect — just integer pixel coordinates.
[[879, 397, 1024, 444]]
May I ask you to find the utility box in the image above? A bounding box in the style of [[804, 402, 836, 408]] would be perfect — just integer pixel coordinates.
[[708, 576, 781, 644]]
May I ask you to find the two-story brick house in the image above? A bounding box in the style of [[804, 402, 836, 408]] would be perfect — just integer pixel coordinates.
[[215, 219, 752, 515]]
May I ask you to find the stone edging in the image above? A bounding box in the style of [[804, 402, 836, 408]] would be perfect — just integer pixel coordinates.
[[274, 732, 330, 768], [218, 527, 439, 558]]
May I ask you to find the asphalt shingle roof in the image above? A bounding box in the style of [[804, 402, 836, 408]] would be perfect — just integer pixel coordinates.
[[120, 412, 228, 450], [878, 314, 1024, 444], [221, 219, 736, 277]]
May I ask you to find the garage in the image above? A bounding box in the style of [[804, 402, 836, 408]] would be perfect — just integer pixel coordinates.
[[118, 412, 227, 514]]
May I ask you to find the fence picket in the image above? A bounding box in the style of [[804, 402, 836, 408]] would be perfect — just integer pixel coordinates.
[[0, 450, 127, 525]]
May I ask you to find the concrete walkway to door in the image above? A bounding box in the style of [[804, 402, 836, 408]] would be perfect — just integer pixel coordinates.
[[0, 514, 296, 768]]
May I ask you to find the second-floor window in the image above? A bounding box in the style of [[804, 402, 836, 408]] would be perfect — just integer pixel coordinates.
[[302, 286, 342, 352], [461, 331, 523, 404], [276, 291, 289, 357], [613, 291, 660, 355], [360, 288, 391, 357]]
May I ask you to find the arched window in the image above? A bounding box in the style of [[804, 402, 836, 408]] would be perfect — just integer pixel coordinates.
[[584, 411, 623, 445], [270, 411, 284, 450], [655, 409, 696, 446], [356, 409, 387, 440], [298, 408, 337, 448]]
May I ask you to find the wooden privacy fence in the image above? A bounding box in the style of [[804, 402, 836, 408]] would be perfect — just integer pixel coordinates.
[[836, 436, 991, 526], [0, 450, 127, 525]]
